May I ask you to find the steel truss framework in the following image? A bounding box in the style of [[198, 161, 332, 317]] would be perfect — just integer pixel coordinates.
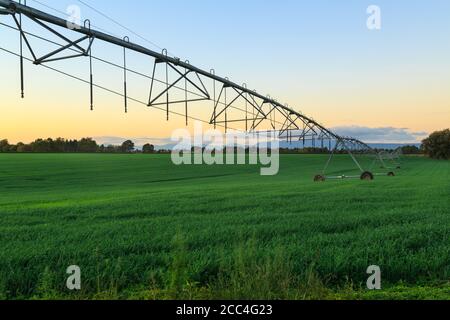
[[0, 0, 397, 181], [379, 148, 402, 170]]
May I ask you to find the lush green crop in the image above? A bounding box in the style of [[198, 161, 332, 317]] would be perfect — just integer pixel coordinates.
[[0, 154, 448, 300]]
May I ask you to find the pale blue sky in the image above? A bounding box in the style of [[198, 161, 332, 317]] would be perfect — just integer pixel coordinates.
[[14, 0, 450, 91]]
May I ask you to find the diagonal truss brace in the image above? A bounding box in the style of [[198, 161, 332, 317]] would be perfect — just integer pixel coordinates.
[[147, 58, 211, 122], [11, 13, 94, 65], [210, 85, 267, 127], [321, 138, 364, 176], [0, 0, 396, 181], [147, 60, 210, 106]]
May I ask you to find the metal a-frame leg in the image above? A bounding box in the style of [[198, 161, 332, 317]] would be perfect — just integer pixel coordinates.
[[314, 139, 373, 182]]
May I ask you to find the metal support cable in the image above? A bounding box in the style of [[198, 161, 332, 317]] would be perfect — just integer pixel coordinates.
[[184, 61, 188, 126], [0, 21, 285, 128], [28, 0, 123, 39], [211, 69, 216, 129], [165, 60, 169, 121], [1, 0, 320, 133], [0, 45, 243, 132], [0, 0, 356, 146], [89, 38, 93, 111], [224, 85, 228, 133], [2, 46, 347, 147], [18, 0, 24, 98], [76, 0, 170, 55], [123, 36, 128, 113]]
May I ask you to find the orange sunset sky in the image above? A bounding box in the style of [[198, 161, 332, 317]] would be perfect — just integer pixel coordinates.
[[1, 0, 449, 144]]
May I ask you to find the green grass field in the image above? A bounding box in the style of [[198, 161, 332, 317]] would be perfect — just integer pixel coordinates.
[[0, 153, 448, 300]]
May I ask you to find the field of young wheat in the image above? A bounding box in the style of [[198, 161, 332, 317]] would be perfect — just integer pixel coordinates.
[[0, 154, 448, 300]]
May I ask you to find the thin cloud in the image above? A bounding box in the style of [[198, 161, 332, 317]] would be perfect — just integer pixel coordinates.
[[331, 126, 428, 143], [94, 126, 428, 149]]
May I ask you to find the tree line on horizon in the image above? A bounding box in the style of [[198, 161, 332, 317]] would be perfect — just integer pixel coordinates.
[[0, 137, 422, 155], [0, 129, 448, 159], [0, 138, 160, 154]]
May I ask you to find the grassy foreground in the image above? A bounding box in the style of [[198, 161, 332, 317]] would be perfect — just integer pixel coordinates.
[[0, 154, 448, 300]]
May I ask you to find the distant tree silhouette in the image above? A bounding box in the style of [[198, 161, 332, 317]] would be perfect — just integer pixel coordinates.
[[0, 139, 10, 152], [105, 145, 118, 153], [142, 143, 155, 154], [422, 129, 450, 160], [401, 145, 421, 155], [121, 140, 135, 153], [16, 142, 32, 153], [0, 137, 159, 154], [78, 138, 99, 153], [30, 139, 53, 152]]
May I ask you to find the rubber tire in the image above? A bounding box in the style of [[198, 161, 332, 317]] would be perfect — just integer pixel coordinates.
[[388, 172, 395, 177], [360, 171, 374, 181], [314, 175, 326, 182]]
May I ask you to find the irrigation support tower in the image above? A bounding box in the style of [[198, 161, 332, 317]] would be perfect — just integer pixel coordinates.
[[0, 0, 396, 181]]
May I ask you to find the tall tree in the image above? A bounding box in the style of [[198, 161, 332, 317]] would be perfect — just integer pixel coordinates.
[[78, 138, 99, 153], [142, 143, 155, 154], [422, 129, 450, 160], [401, 145, 421, 155], [121, 140, 135, 153], [0, 139, 10, 152]]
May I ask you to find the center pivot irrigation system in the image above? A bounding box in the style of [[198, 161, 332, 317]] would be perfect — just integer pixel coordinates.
[[0, 0, 399, 181]]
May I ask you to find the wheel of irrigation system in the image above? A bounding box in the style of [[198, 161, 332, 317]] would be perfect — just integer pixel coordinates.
[[388, 172, 395, 177], [396, 166, 401, 169], [360, 171, 374, 181], [314, 175, 326, 182]]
